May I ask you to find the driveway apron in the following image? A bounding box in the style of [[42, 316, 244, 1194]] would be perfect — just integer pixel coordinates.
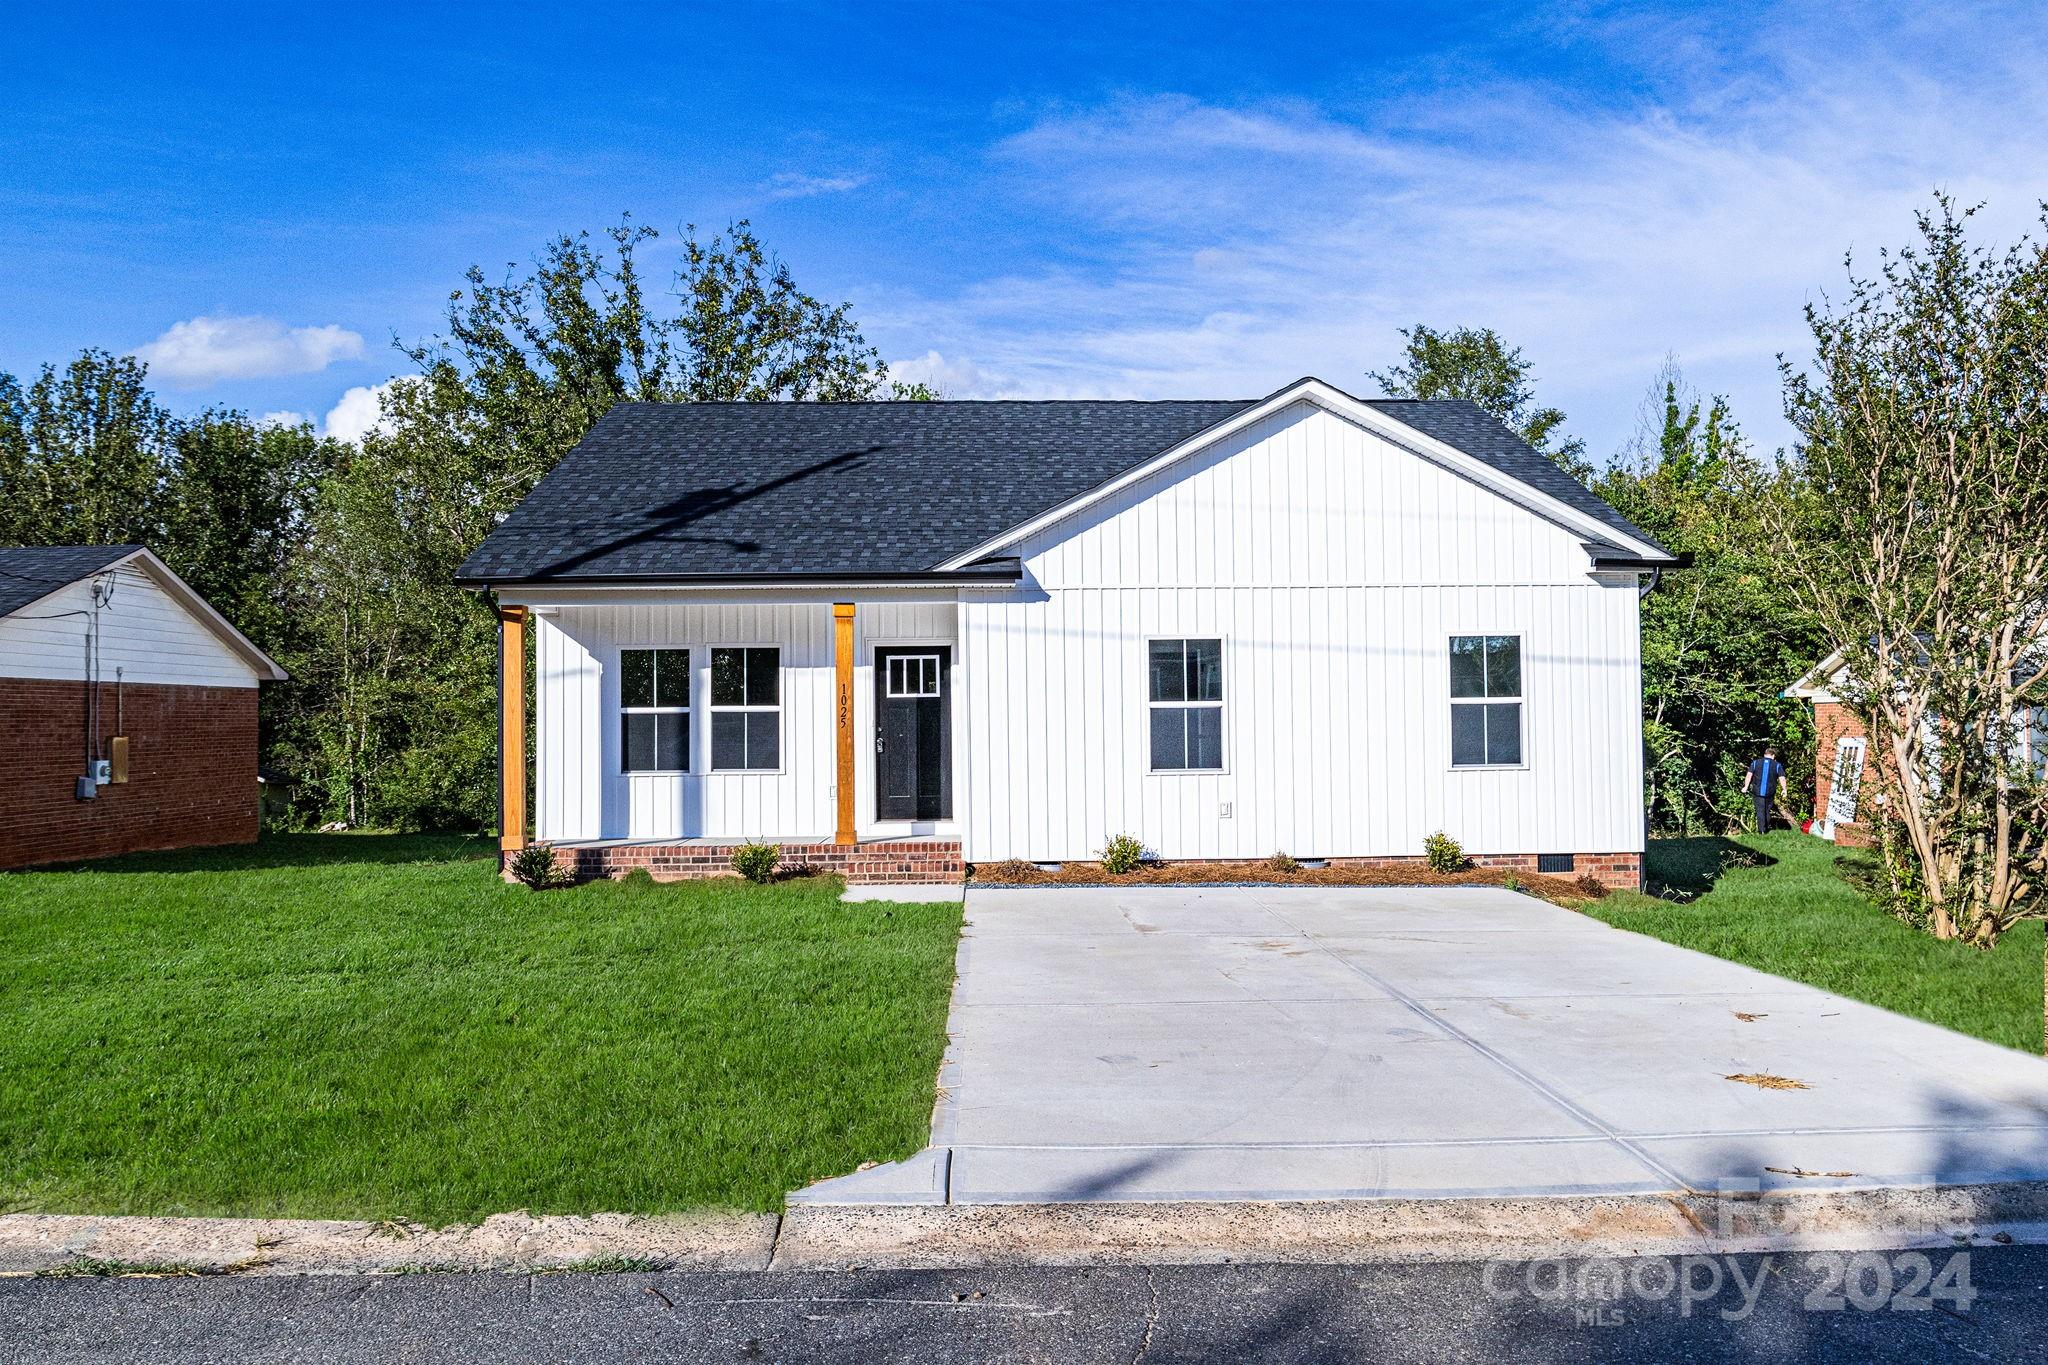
[[799, 887, 2048, 1204]]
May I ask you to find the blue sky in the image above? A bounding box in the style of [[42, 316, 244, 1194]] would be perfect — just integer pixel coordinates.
[[4, 0, 2045, 457]]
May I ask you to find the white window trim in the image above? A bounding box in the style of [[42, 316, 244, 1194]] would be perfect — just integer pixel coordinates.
[[707, 644, 784, 775], [1145, 635, 1228, 776], [1826, 734, 1868, 827], [884, 652, 944, 698], [2019, 705, 2047, 782], [1448, 633, 1530, 773], [619, 646, 690, 774]]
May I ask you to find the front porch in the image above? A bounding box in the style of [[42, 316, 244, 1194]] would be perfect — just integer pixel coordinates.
[[494, 590, 978, 877], [551, 834, 965, 885]]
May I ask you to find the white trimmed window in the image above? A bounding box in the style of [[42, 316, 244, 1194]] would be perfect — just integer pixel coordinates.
[[710, 647, 780, 771], [621, 648, 689, 772], [885, 653, 942, 698], [1450, 635, 1523, 767], [1148, 638, 1223, 770]]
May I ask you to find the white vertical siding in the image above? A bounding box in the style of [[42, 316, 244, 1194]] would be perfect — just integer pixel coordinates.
[[534, 614, 602, 840], [958, 402, 1648, 862], [0, 566, 260, 687], [532, 598, 957, 842]]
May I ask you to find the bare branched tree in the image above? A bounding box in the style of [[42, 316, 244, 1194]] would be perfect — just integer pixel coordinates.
[[1775, 197, 2048, 946]]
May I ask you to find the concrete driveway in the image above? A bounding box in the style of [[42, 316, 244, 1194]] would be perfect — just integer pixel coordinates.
[[799, 886, 2048, 1205]]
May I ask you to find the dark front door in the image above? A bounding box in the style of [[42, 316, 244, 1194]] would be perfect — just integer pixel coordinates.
[[875, 647, 951, 821]]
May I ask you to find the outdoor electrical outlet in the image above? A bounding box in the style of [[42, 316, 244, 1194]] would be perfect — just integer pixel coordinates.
[[1220, 802, 1233, 818]]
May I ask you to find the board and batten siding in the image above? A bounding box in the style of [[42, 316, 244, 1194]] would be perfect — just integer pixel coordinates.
[[957, 400, 1647, 863], [534, 599, 958, 842], [0, 565, 261, 687]]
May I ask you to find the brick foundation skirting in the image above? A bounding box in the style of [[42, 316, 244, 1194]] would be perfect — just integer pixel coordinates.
[[0, 676, 259, 870], [550, 839, 966, 886], [543, 842, 1638, 891]]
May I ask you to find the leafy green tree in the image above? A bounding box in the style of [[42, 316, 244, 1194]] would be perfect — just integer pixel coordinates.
[[165, 414, 332, 644], [1369, 324, 1591, 479], [1596, 370, 1823, 833], [1775, 198, 2047, 946], [0, 349, 177, 547], [286, 219, 899, 830]]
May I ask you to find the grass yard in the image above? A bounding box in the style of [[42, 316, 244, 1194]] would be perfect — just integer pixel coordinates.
[[0, 835, 963, 1222], [1591, 831, 2043, 1053]]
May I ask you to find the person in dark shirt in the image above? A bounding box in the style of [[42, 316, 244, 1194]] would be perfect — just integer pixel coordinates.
[[1742, 746, 1785, 834]]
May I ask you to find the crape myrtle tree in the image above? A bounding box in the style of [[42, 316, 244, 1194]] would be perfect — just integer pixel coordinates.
[[1775, 197, 2048, 947], [1369, 324, 1594, 481], [1595, 369, 1823, 834], [275, 220, 909, 830]]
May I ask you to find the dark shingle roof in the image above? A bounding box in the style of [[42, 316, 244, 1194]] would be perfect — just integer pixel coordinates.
[[0, 545, 139, 618], [457, 389, 1671, 584]]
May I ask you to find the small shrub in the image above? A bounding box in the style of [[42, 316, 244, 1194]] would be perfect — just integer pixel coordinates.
[[509, 843, 570, 890], [1501, 874, 1523, 893], [731, 841, 782, 884], [1267, 850, 1301, 874], [1423, 831, 1467, 875], [1100, 833, 1146, 875]]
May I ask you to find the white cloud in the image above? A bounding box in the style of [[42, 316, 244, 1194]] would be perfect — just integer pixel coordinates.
[[135, 315, 365, 388], [883, 350, 1012, 398], [255, 410, 310, 430], [865, 10, 2048, 456], [320, 379, 409, 444], [763, 171, 869, 201]]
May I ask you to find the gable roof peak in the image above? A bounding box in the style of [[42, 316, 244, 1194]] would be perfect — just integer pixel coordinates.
[[459, 389, 1675, 586]]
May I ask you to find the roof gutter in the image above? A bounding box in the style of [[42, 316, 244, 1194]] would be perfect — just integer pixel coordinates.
[[1586, 544, 1691, 572]]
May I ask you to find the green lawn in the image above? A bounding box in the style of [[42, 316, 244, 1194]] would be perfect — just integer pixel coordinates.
[[0, 834, 962, 1222], [1590, 831, 2043, 1053]]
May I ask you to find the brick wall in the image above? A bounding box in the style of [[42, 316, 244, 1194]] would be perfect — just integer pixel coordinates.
[[1810, 701, 1875, 847], [0, 677, 260, 869], [1327, 851, 1644, 891], [554, 839, 966, 885], [550, 841, 1641, 890]]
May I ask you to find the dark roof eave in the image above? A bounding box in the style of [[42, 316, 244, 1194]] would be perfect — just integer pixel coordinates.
[[458, 559, 1024, 592], [1583, 541, 1690, 571]]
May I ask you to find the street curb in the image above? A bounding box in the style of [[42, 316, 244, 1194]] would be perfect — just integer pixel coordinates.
[[0, 1211, 779, 1277], [772, 1182, 2048, 1269], [6, 1183, 2043, 1277]]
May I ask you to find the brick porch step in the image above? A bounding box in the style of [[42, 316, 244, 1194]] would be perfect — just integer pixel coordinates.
[[552, 839, 964, 886]]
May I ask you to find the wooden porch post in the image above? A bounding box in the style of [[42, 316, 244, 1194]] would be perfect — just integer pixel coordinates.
[[498, 604, 529, 856], [834, 602, 856, 846]]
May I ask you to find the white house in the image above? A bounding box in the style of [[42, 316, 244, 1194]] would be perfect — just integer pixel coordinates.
[[458, 377, 1678, 888]]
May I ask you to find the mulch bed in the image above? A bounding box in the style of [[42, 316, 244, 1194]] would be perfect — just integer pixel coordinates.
[[966, 858, 1607, 905]]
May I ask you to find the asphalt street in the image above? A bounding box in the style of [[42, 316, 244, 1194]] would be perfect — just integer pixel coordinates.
[[4, 1244, 2043, 1363]]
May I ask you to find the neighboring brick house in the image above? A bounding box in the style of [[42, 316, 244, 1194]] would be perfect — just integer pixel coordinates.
[[0, 546, 286, 869], [1784, 651, 1876, 846], [1787, 648, 2048, 848]]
